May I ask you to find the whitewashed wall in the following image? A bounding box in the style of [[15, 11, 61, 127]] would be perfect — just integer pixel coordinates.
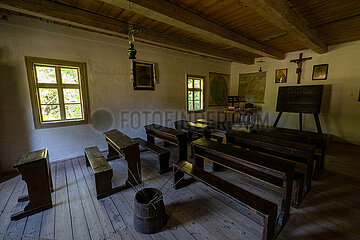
[[230, 41, 360, 145], [0, 16, 230, 173]]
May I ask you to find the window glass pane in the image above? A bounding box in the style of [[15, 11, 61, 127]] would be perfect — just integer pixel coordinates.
[[63, 89, 81, 103], [36, 66, 56, 83], [188, 101, 193, 110], [194, 91, 201, 101], [39, 88, 59, 104], [194, 101, 201, 110], [194, 79, 201, 88], [188, 79, 193, 88], [41, 105, 61, 121], [65, 104, 83, 119], [188, 91, 193, 100], [61, 68, 79, 84]]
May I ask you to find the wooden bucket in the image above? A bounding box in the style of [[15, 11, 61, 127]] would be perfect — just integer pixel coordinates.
[[133, 188, 166, 234]]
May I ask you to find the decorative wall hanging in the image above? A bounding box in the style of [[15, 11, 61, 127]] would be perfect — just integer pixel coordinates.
[[238, 72, 266, 103], [209, 72, 230, 106], [290, 53, 312, 84], [133, 61, 155, 90], [312, 64, 329, 80], [275, 68, 287, 83]]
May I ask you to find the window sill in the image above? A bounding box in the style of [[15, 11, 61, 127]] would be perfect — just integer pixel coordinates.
[[187, 110, 204, 113], [35, 119, 89, 129]]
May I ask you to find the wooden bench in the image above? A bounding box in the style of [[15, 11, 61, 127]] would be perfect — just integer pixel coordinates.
[[192, 138, 295, 228], [144, 124, 188, 162], [85, 146, 114, 199], [173, 161, 278, 240], [226, 129, 315, 207], [250, 126, 328, 180], [133, 137, 171, 174]]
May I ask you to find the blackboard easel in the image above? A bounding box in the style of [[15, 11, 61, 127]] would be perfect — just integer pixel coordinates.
[[273, 112, 322, 133]]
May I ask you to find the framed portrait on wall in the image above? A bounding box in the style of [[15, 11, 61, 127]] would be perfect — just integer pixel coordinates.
[[275, 68, 287, 83], [312, 64, 329, 80], [133, 61, 155, 90]]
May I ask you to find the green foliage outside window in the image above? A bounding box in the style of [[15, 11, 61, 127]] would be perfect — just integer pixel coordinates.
[[35, 65, 83, 122], [187, 77, 203, 111]]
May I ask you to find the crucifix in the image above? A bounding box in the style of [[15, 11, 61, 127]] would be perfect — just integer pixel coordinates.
[[290, 53, 312, 84]]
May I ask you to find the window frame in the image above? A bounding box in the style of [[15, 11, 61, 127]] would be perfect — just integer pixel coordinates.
[[186, 74, 205, 113], [25, 57, 90, 129]]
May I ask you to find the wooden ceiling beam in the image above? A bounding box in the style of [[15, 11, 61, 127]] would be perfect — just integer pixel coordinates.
[[240, 0, 328, 54], [0, 0, 254, 64], [102, 0, 285, 59]]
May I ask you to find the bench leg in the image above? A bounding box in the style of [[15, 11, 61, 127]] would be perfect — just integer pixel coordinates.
[[85, 152, 90, 167], [194, 155, 204, 169], [147, 134, 155, 144], [277, 171, 293, 227], [124, 145, 142, 186], [292, 177, 304, 208], [173, 165, 185, 190], [178, 135, 188, 162], [107, 143, 119, 161], [313, 155, 323, 180], [159, 153, 170, 175], [263, 207, 277, 240], [95, 170, 113, 199]]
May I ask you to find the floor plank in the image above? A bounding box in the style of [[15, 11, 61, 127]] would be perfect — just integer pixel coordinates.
[[0, 177, 24, 240], [54, 162, 72, 240], [72, 158, 105, 240], [78, 157, 123, 240], [39, 162, 56, 239], [64, 160, 90, 240]]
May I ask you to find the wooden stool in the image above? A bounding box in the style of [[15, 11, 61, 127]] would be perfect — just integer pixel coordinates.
[[11, 149, 53, 221]]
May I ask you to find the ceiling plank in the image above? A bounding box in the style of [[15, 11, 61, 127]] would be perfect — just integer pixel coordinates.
[[0, 0, 254, 64], [102, 0, 285, 59], [240, 0, 328, 54]]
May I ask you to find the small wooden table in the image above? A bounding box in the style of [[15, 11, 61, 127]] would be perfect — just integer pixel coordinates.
[[103, 129, 141, 186], [12, 149, 53, 221], [144, 124, 188, 162], [192, 138, 295, 228]]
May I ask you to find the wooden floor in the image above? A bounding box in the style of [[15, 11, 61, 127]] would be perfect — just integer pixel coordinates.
[[0, 142, 360, 240]]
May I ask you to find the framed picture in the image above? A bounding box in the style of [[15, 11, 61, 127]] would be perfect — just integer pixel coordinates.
[[133, 61, 155, 90], [358, 90, 360, 102], [275, 68, 287, 83], [312, 64, 329, 80]]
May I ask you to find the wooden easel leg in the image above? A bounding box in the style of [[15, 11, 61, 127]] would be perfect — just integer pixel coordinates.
[[299, 113, 303, 131], [314, 113, 322, 134], [273, 112, 282, 127]]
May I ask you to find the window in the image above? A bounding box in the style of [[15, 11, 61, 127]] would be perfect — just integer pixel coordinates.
[[187, 75, 204, 112], [25, 57, 90, 128]]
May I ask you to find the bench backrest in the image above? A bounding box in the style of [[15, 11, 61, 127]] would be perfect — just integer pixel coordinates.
[[226, 130, 316, 160]]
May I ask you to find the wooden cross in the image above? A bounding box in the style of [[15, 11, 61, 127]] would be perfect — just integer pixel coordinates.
[[290, 53, 312, 84]]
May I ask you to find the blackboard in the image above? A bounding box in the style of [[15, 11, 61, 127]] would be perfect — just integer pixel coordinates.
[[276, 85, 324, 113]]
